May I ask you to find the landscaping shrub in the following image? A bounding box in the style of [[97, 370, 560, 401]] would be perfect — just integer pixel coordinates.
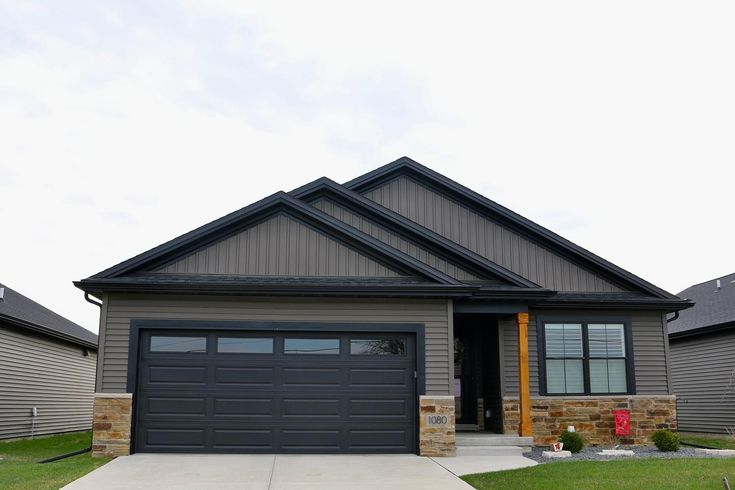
[[652, 430, 680, 452], [559, 430, 584, 453]]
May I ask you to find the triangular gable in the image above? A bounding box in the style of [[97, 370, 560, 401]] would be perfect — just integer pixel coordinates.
[[345, 157, 675, 298], [87, 192, 460, 285], [290, 177, 537, 288], [156, 212, 404, 277]]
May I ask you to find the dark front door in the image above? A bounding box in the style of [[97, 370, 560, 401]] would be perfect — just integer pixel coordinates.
[[134, 330, 416, 453], [454, 327, 478, 425]]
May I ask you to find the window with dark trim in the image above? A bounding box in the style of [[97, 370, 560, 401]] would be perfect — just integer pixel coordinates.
[[541, 321, 631, 395]]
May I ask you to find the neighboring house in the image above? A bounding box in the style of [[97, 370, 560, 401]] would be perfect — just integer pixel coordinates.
[[668, 273, 735, 434], [0, 282, 98, 440], [75, 157, 692, 458]]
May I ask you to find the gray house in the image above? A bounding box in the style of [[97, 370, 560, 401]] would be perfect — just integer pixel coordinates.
[[0, 283, 98, 440], [76, 157, 691, 458], [668, 273, 735, 434]]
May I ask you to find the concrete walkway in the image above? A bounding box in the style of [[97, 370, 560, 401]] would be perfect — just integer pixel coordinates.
[[63, 452, 536, 490]]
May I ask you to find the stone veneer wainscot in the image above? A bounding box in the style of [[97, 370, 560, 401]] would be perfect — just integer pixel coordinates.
[[503, 395, 677, 445], [419, 395, 456, 456], [92, 393, 133, 458]]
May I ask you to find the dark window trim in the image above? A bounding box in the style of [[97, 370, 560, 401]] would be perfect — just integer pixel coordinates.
[[536, 314, 636, 396], [126, 319, 426, 455]]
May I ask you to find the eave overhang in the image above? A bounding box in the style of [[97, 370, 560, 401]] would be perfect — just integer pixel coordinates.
[[0, 313, 98, 350]]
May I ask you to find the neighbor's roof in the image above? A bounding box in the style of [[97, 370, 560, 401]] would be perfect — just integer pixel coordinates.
[[0, 282, 98, 348], [668, 272, 735, 338]]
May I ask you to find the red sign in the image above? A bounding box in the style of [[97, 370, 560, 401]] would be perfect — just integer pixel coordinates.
[[613, 409, 630, 436]]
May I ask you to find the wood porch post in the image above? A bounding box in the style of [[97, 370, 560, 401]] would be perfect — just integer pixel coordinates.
[[517, 312, 533, 437]]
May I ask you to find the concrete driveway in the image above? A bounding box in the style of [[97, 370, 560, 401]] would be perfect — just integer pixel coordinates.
[[63, 453, 479, 490]]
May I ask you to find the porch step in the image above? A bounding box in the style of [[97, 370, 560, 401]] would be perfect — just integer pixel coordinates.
[[456, 446, 526, 457], [456, 433, 533, 454]]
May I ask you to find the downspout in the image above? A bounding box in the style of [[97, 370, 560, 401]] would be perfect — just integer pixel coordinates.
[[665, 310, 679, 432], [666, 311, 680, 324], [84, 292, 103, 308]]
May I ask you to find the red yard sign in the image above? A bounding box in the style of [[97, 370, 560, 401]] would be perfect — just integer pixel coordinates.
[[613, 409, 630, 436]]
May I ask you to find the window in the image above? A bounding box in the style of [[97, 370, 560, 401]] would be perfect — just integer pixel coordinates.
[[150, 336, 207, 353], [284, 338, 340, 355], [350, 338, 406, 356], [542, 321, 630, 395], [217, 337, 274, 354]]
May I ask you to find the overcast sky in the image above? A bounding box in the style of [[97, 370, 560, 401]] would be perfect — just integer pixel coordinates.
[[1, 1, 733, 334]]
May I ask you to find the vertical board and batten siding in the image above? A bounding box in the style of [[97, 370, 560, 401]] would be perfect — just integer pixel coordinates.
[[312, 197, 483, 282], [363, 176, 623, 292], [157, 212, 402, 277], [501, 310, 669, 396], [100, 295, 452, 396], [670, 330, 735, 433], [0, 325, 96, 440]]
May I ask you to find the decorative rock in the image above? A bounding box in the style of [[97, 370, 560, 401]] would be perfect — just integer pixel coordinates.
[[694, 448, 735, 456], [542, 450, 572, 458], [598, 449, 635, 456]]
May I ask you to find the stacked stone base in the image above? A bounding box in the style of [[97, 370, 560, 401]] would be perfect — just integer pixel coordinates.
[[419, 395, 456, 456], [503, 395, 676, 445], [92, 393, 133, 458]]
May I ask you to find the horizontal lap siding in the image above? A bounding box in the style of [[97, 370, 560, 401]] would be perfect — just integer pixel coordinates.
[[502, 310, 669, 396], [158, 213, 401, 277], [101, 295, 451, 396], [363, 176, 622, 292], [0, 325, 96, 440], [671, 331, 735, 433]]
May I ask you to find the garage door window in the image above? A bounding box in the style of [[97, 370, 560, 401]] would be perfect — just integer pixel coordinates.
[[284, 338, 340, 355], [217, 337, 274, 354], [150, 336, 207, 353], [350, 339, 406, 356]]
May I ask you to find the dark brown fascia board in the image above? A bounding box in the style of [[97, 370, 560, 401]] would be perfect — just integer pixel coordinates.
[[289, 177, 539, 288], [80, 192, 461, 286], [344, 157, 677, 300], [668, 320, 735, 340], [0, 313, 98, 350]]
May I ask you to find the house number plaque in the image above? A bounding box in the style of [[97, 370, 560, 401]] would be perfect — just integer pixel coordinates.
[[425, 414, 449, 426]]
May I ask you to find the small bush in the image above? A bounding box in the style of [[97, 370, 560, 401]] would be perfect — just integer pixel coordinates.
[[652, 429, 680, 452], [559, 430, 584, 453]]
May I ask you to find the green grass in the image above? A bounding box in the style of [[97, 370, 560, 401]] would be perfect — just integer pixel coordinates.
[[0, 431, 109, 490], [680, 434, 735, 450], [462, 458, 735, 490]]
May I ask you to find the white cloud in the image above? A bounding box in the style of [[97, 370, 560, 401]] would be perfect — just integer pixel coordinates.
[[1, 1, 733, 332]]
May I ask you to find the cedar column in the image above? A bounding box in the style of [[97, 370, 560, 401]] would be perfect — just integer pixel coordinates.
[[517, 312, 532, 436]]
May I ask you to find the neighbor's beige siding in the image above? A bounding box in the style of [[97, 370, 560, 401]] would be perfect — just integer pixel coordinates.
[[501, 310, 670, 396], [99, 294, 452, 395], [363, 176, 623, 292], [0, 325, 96, 440], [157, 212, 402, 277]]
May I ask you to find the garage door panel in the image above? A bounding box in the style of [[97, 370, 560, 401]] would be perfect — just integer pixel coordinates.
[[136, 330, 416, 453], [214, 397, 274, 417], [215, 367, 275, 385], [148, 366, 207, 384], [147, 396, 206, 416]]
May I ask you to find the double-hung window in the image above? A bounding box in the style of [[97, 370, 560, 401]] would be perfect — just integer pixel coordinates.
[[542, 320, 630, 395]]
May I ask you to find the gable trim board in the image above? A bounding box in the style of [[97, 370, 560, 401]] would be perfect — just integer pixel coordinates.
[[344, 157, 676, 299]]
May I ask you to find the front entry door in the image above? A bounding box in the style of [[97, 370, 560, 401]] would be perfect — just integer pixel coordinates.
[[454, 327, 477, 425]]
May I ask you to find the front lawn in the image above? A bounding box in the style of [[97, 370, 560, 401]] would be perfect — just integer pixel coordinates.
[[680, 434, 735, 450], [0, 431, 109, 490], [463, 458, 735, 490]]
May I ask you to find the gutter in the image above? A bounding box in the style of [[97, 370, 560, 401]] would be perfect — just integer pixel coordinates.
[[0, 313, 98, 350]]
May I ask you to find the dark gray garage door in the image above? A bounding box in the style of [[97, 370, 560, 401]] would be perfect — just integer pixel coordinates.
[[134, 330, 416, 453]]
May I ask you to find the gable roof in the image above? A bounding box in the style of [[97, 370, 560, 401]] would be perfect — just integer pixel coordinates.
[[290, 177, 539, 288], [0, 282, 97, 349], [344, 157, 678, 299], [668, 272, 735, 338], [76, 191, 469, 292]]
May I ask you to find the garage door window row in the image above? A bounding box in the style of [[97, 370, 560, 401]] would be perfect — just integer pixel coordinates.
[[149, 335, 407, 357]]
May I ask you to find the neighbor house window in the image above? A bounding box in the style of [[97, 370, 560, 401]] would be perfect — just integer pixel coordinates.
[[542, 321, 630, 395]]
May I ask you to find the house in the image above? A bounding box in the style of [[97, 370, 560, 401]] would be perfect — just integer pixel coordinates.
[[0, 282, 98, 440], [668, 273, 735, 434], [75, 157, 692, 458]]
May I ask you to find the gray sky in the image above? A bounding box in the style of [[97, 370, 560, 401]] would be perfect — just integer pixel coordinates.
[[1, 1, 733, 334]]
